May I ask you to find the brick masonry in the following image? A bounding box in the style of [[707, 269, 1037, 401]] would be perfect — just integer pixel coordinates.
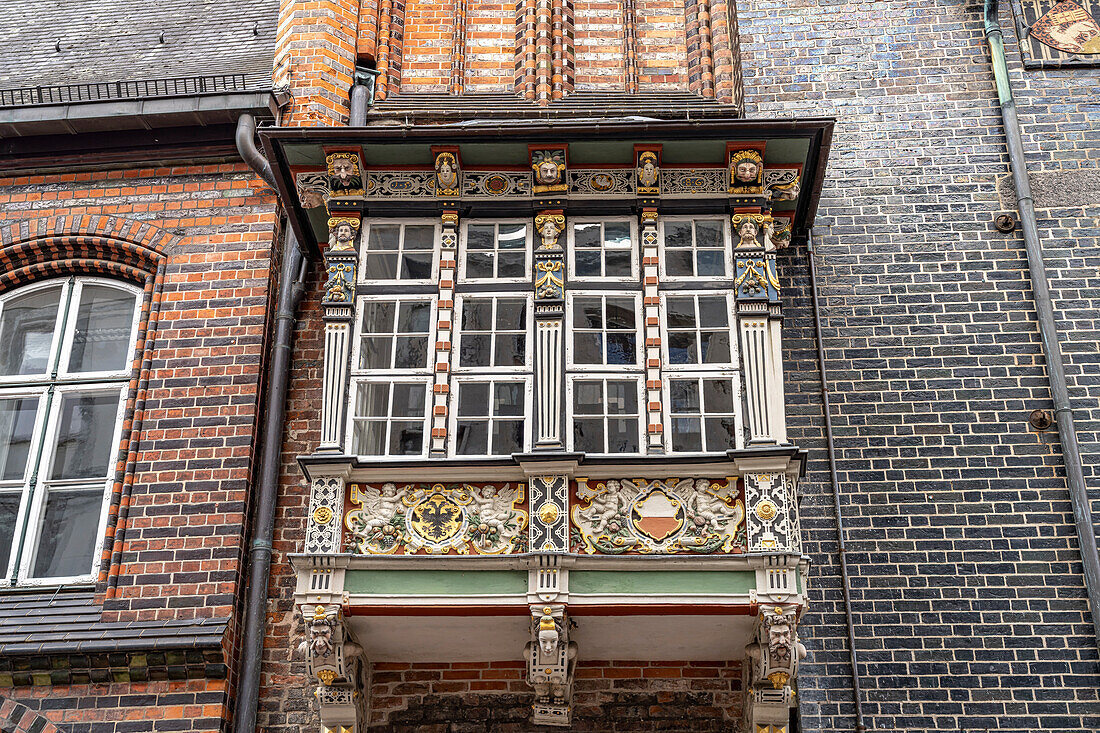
[[740, 0, 1100, 731]]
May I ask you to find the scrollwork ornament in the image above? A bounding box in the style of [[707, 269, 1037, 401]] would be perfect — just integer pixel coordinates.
[[322, 261, 355, 304], [535, 260, 564, 300]]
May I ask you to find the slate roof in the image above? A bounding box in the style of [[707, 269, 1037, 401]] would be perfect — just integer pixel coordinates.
[[372, 91, 742, 120], [0, 588, 227, 655], [0, 0, 277, 98]]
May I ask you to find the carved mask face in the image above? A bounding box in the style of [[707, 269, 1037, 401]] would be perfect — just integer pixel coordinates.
[[336, 224, 354, 245], [739, 220, 759, 242], [437, 159, 457, 188], [331, 158, 356, 184], [769, 622, 792, 661], [538, 626, 559, 654], [537, 159, 561, 185], [310, 621, 334, 657], [540, 220, 559, 243], [735, 161, 759, 184], [301, 187, 326, 209], [639, 160, 658, 186]]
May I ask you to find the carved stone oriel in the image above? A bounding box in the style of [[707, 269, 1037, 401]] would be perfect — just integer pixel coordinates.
[[345, 483, 529, 555], [524, 604, 577, 727], [571, 478, 745, 554]]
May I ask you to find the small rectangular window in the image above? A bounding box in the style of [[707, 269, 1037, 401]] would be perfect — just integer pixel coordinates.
[[362, 222, 437, 282], [351, 381, 429, 457], [662, 218, 728, 279], [570, 378, 642, 454], [453, 379, 528, 456], [571, 220, 635, 280], [568, 294, 640, 367], [461, 222, 529, 281], [456, 297, 529, 370], [664, 294, 734, 367], [667, 377, 738, 453], [357, 298, 433, 371]]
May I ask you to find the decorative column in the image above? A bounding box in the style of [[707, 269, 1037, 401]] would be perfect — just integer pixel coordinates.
[[636, 147, 664, 453], [743, 604, 806, 733], [319, 213, 361, 452], [533, 210, 566, 449]]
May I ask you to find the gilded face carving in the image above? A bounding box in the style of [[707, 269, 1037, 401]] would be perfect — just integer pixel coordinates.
[[738, 219, 759, 244], [638, 157, 659, 187], [537, 159, 561, 185], [436, 155, 458, 190], [331, 157, 357, 185], [735, 160, 760, 184]]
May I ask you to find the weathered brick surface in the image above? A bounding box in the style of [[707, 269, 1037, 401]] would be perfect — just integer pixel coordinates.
[[740, 1, 1100, 731]]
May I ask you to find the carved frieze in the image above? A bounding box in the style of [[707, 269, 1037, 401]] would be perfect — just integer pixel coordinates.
[[570, 478, 745, 554], [345, 483, 529, 555], [364, 170, 434, 197], [306, 476, 345, 554], [463, 171, 532, 197], [567, 169, 634, 196]]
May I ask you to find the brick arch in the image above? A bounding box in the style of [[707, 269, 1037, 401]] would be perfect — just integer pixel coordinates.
[[0, 698, 64, 733], [0, 215, 174, 294]]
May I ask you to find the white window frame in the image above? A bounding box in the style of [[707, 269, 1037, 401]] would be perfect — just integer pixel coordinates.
[[658, 216, 733, 281], [567, 218, 638, 283], [0, 277, 141, 587], [565, 374, 645, 456], [346, 376, 433, 459], [457, 219, 532, 285], [448, 375, 533, 457], [659, 292, 739, 371], [350, 294, 437, 375], [358, 218, 440, 285], [565, 291, 644, 371], [453, 294, 533, 373], [662, 373, 745, 454]]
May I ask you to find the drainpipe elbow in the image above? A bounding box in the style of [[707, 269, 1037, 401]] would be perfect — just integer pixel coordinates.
[[235, 114, 277, 189]]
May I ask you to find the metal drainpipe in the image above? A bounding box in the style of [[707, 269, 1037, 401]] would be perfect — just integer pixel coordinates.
[[349, 67, 380, 127], [232, 113, 310, 733], [984, 0, 1100, 651], [807, 230, 866, 733]]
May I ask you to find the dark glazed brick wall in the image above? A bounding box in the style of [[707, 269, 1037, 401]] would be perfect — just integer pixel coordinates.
[[741, 1, 1100, 731]]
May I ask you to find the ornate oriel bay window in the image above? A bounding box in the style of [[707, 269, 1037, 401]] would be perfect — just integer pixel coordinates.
[[263, 120, 832, 732]]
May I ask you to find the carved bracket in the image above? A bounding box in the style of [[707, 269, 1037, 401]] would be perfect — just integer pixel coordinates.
[[298, 603, 369, 731], [744, 604, 806, 732], [524, 603, 577, 727]]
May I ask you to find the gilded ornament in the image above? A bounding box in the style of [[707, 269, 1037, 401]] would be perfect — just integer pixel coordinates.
[[755, 499, 778, 522], [531, 149, 567, 192], [538, 503, 560, 524], [636, 151, 660, 193], [313, 506, 334, 525], [326, 152, 364, 196], [535, 213, 566, 250], [327, 216, 360, 252], [316, 668, 337, 686]]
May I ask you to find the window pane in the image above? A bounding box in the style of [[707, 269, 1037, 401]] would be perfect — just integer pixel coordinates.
[[394, 336, 428, 369], [463, 300, 493, 331], [353, 421, 386, 455], [404, 225, 435, 249], [573, 223, 600, 248], [573, 298, 603, 329], [364, 253, 398, 280], [0, 286, 61, 376], [497, 224, 527, 249], [50, 392, 120, 480], [496, 334, 526, 366], [367, 226, 400, 250], [703, 379, 736, 413], [0, 397, 37, 482], [459, 383, 490, 416], [671, 417, 703, 452], [460, 334, 492, 367], [492, 420, 524, 455], [496, 300, 526, 330], [466, 252, 495, 279], [668, 332, 697, 364], [497, 252, 526, 279], [467, 225, 495, 250], [665, 249, 694, 277], [695, 220, 724, 247], [573, 382, 603, 415], [604, 299, 635, 329], [493, 383, 524, 417], [573, 419, 604, 453], [696, 250, 726, 277], [401, 252, 433, 280], [666, 297, 697, 329], [604, 222, 631, 248], [361, 337, 393, 370], [575, 251, 601, 278], [362, 302, 396, 333], [356, 383, 390, 418], [390, 421, 424, 455], [456, 421, 489, 455], [607, 419, 638, 453], [31, 489, 101, 578], [67, 286, 135, 373], [704, 417, 737, 452], [670, 380, 700, 413], [605, 250, 631, 277], [606, 333, 636, 365], [573, 333, 603, 364], [700, 332, 731, 364], [397, 302, 431, 333], [606, 381, 637, 415], [391, 384, 426, 417], [664, 222, 692, 248], [698, 296, 729, 327], [0, 493, 19, 573]]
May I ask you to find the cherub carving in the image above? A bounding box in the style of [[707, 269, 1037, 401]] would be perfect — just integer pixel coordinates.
[[578, 480, 624, 533], [686, 479, 731, 533], [357, 482, 403, 537]]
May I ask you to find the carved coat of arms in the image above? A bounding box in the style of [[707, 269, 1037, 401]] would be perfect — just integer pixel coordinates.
[[1013, 0, 1100, 64]]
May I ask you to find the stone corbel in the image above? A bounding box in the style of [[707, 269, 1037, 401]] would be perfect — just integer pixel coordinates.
[[744, 604, 806, 733], [299, 603, 370, 732], [524, 603, 577, 727], [727, 143, 766, 196], [530, 146, 568, 194], [319, 214, 361, 452]]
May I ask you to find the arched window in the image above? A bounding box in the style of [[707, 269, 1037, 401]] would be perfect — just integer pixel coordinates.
[[0, 277, 141, 585]]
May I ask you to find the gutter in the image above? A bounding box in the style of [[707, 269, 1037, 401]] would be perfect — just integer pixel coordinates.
[[232, 113, 310, 733], [984, 0, 1100, 651], [807, 230, 867, 733]]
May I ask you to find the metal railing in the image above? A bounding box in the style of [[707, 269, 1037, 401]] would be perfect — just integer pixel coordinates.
[[0, 73, 260, 108]]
